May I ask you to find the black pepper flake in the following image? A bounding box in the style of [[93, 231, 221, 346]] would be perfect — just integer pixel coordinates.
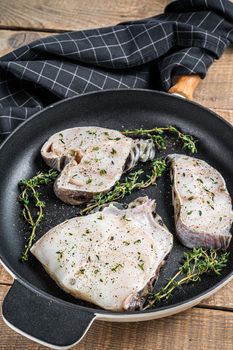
[[122, 215, 131, 222], [134, 239, 141, 244], [207, 201, 214, 210], [59, 133, 65, 144], [56, 250, 63, 262]]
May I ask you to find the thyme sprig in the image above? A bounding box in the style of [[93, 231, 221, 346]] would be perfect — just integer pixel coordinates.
[[141, 159, 167, 188], [81, 159, 166, 215], [143, 248, 229, 310], [122, 126, 197, 153], [18, 170, 58, 261]]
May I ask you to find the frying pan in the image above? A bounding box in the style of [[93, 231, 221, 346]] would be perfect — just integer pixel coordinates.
[[0, 75, 233, 349]]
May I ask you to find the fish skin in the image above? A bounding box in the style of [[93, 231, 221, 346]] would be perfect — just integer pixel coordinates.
[[31, 197, 173, 311], [168, 154, 233, 249]]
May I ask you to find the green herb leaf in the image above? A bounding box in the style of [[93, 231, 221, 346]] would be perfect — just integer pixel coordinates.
[[99, 169, 107, 175], [108, 137, 120, 141], [138, 262, 144, 271], [18, 170, 58, 261], [87, 130, 97, 135], [59, 133, 65, 144], [111, 263, 123, 272], [122, 125, 197, 153], [81, 158, 166, 215], [143, 248, 229, 310]]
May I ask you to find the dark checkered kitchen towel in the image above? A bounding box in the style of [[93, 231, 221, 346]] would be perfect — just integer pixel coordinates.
[[0, 0, 233, 140]]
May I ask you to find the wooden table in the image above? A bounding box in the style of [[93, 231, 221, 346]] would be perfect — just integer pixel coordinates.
[[0, 1, 233, 349]]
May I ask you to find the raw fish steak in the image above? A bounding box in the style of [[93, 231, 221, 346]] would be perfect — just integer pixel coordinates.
[[168, 154, 233, 249], [41, 127, 155, 204], [31, 197, 173, 311]]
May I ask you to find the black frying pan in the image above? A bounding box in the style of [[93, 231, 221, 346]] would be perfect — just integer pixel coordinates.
[[0, 89, 233, 349]]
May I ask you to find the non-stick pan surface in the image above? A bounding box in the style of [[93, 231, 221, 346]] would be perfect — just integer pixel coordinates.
[[0, 89, 233, 348]]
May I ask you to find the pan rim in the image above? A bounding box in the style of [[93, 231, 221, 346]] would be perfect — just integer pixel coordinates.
[[1, 88, 233, 150], [0, 88, 233, 317], [1, 257, 233, 317]]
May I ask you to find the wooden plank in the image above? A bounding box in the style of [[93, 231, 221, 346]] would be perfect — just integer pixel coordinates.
[[0, 30, 52, 57], [201, 280, 233, 310], [194, 47, 233, 110], [0, 0, 169, 32], [0, 284, 233, 350], [0, 266, 13, 285], [0, 284, 10, 301]]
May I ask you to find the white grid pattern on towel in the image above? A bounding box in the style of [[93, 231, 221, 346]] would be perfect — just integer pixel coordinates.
[[0, 0, 232, 138]]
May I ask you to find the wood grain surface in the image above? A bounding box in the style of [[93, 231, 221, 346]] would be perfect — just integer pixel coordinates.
[[0, 30, 52, 56], [0, 0, 233, 349], [0, 284, 233, 350], [0, 0, 169, 31]]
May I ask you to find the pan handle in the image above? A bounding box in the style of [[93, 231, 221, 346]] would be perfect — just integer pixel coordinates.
[[168, 74, 201, 100], [2, 280, 96, 349]]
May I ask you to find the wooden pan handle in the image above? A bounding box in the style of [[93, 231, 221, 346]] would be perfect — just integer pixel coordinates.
[[168, 74, 201, 100]]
